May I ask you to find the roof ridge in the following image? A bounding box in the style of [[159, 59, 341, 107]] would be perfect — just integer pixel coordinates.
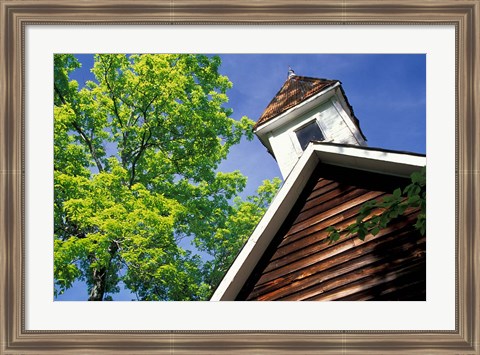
[[291, 75, 336, 82]]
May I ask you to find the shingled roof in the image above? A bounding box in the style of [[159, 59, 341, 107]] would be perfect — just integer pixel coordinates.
[[254, 75, 339, 129]]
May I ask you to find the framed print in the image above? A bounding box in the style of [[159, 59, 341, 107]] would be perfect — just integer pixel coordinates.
[[1, 0, 479, 353]]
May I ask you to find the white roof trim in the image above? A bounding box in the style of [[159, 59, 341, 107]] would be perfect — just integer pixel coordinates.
[[253, 82, 341, 136], [210, 144, 319, 301], [210, 143, 426, 301], [311, 142, 426, 177]]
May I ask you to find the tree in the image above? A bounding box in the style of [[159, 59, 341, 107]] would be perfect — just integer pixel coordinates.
[[53, 54, 280, 301], [326, 167, 426, 243]]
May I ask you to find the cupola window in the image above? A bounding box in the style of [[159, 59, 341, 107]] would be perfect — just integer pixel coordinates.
[[295, 120, 325, 150]]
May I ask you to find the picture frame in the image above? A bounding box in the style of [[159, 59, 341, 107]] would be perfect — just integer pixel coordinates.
[[1, 0, 478, 353]]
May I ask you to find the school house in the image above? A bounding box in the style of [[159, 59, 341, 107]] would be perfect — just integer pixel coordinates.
[[211, 69, 426, 301]]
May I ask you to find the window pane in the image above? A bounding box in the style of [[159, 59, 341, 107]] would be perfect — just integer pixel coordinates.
[[296, 121, 325, 150]]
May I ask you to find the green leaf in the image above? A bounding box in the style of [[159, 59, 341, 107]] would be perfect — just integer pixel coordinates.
[[393, 188, 402, 199], [327, 165, 426, 244], [357, 228, 366, 241]]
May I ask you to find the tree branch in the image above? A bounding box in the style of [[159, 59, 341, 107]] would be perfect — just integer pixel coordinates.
[[128, 128, 152, 187], [54, 84, 105, 173]]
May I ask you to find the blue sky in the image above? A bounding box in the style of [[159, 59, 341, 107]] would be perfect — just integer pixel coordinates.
[[57, 54, 426, 300]]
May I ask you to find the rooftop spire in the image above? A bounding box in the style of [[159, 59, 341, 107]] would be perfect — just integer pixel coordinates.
[[288, 66, 296, 79]]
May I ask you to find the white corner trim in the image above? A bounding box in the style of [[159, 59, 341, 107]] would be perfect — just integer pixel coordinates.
[[331, 96, 366, 145]]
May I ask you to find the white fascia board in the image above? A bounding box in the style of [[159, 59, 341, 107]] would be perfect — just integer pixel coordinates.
[[254, 82, 341, 138], [210, 142, 425, 301], [311, 143, 426, 177], [210, 144, 319, 301]]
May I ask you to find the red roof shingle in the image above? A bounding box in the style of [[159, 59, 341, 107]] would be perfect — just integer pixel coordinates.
[[254, 75, 338, 129]]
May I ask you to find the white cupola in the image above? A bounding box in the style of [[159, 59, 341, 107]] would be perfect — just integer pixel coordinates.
[[253, 70, 367, 179]]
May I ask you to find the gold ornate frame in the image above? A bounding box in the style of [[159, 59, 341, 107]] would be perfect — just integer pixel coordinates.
[[1, 0, 479, 353]]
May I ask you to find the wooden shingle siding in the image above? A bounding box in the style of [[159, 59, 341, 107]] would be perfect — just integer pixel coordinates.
[[236, 164, 426, 301]]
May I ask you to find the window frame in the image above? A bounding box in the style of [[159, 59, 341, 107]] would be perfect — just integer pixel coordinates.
[[293, 118, 326, 152]]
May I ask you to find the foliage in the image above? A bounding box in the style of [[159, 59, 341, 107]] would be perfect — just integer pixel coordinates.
[[53, 54, 280, 301], [326, 167, 426, 244]]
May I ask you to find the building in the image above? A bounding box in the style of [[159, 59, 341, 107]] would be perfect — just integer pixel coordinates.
[[211, 69, 426, 301]]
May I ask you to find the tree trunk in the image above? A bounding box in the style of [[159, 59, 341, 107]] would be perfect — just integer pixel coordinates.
[[88, 242, 118, 301], [88, 267, 106, 301]]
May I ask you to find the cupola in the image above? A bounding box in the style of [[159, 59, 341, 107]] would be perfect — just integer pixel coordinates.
[[254, 70, 367, 178]]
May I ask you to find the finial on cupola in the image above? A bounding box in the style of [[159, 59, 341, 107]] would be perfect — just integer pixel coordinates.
[[288, 66, 296, 79]]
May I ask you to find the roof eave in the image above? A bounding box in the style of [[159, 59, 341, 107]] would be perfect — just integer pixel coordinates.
[[253, 82, 341, 135], [252, 83, 341, 156]]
